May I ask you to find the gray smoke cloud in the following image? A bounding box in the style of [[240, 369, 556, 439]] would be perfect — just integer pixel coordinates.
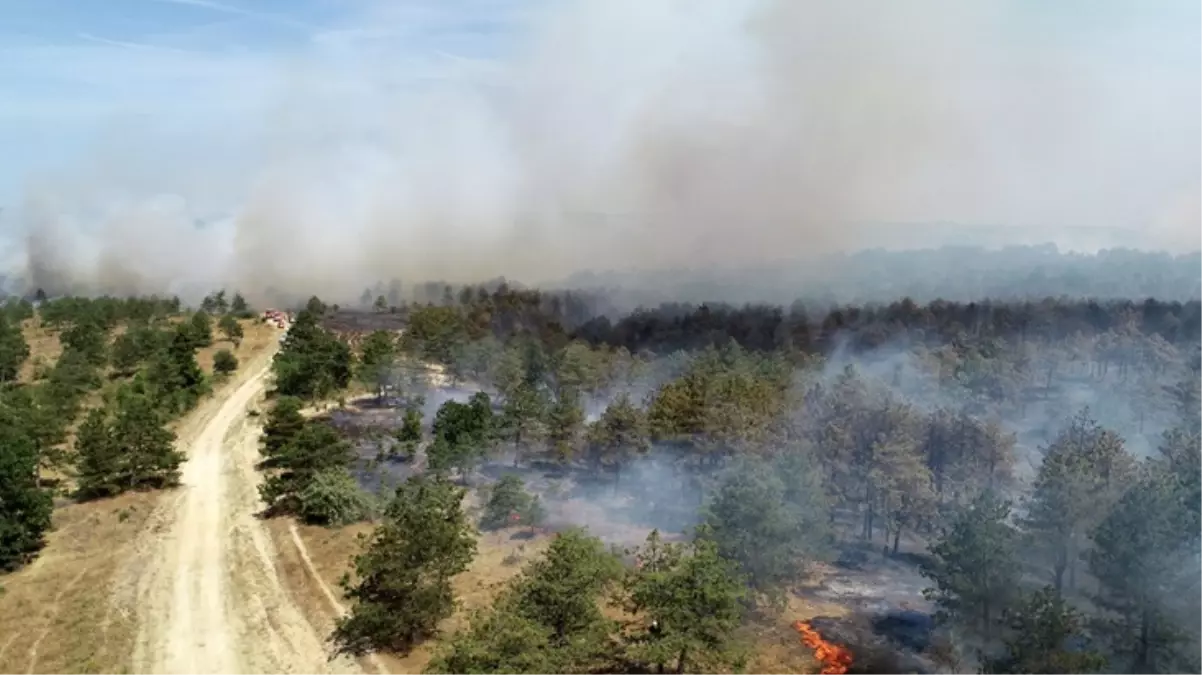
[[8, 0, 1200, 304]]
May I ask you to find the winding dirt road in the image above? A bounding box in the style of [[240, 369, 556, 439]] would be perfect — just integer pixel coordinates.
[[118, 352, 364, 674]]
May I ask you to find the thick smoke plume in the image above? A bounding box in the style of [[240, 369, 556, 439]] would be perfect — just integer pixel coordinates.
[[9, 0, 1200, 303]]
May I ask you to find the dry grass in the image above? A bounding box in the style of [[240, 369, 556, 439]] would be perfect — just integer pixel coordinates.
[[196, 319, 279, 375], [0, 491, 161, 674], [17, 317, 62, 383]]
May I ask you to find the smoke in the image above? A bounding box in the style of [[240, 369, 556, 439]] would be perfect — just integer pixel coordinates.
[[9, 0, 1200, 303]]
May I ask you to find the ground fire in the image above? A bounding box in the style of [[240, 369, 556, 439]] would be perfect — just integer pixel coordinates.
[[795, 620, 854, 674]]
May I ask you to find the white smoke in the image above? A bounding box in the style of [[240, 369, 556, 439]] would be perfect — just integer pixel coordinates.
[[8, 0, 1200, 303]]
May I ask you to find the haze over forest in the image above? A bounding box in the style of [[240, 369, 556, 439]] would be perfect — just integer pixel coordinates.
[[0, 0, 1199, 303]]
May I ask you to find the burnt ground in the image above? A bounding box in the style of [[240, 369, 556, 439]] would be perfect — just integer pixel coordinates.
[[320, 309, 408, 334]]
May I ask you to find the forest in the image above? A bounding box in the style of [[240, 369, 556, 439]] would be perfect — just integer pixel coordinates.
[[1, 265, 1200, 673]]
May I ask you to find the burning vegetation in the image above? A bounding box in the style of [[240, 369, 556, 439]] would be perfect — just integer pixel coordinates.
[[795, 620, 854, 674]]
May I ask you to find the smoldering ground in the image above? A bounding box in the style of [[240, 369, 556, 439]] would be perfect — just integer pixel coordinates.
[[6, 0, 1199, 304]]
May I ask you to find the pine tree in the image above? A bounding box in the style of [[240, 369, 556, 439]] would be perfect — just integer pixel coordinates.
[[1089, 467, 1200, 673], [546, 387, 585, 462], [146, 326, 207, 415], [260, 396, 307, 466], [112, 390, 183, 491], [1022, 410, 1135, 593], [0, 314, 30, 383], [392, 406, 423, 459], [259, 421, 353, 515], [620, 530, 748, 673], [332, 475, 477, 656], [425, 601, 556, 674], [218, 314, 243, 346], [508, 528, 623, 648], [480, 474, 534, 531], [186, 310, 213, 349], [586, 393, 650, 487], [699, 458, 812, 604], [921, 491, 1019, 634], [0, 393, 54, 570], [981, 586, 1106, 674], [427, 393, 493, 476], [74, 407, 122, 500], [230, 292, 251, 318], [213, 349, 238, 375], [357, 330, 397, 399], [76, 392, 182, 498]]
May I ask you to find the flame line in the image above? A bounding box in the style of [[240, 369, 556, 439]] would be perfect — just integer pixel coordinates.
[[794, 620, 853, 675]]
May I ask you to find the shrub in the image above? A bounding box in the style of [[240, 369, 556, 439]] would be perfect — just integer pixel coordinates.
[[298, 469, 374, 526], [213, 349, 239, 376]]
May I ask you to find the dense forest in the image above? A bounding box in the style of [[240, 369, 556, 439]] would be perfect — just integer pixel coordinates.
[[2, 263, 1199, 673]]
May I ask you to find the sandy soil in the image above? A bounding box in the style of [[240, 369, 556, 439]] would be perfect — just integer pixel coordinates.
[[117, 350, 363, 675]]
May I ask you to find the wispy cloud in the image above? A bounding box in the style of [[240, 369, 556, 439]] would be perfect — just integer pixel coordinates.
[[76, 31, 195, 54], [146, 0, 314, 31]]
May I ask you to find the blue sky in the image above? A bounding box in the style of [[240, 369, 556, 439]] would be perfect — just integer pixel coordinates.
[[0, 0, 538, 203]]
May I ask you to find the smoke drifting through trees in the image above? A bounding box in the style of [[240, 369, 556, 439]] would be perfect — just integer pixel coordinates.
[[296, 287, 1199, 672], [8, 0, 1200, 302]]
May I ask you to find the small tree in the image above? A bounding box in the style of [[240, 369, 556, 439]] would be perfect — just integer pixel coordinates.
[[373, 295, 388, 313], [230, 292, 251, 318], [358, 330, 397, 400], [699, 459, 812, 604], [218, 314, 243, 346], [922, 491, 1020, 635], [427, 393, 494, 478], [586, 393, 650, 487], [332, 475, 477, 656], [0, 314, 30, 383], [76, 391, 183, 499], [480, 474, 535, 531], [213, 349, 239, 376], [426, 601, 557, 674], [0, 400, 53, 570], [298, 468, 373, 526], [393, 406, 423, 459], [259, 421, 354, 516], [621, 530, 748, 673], [506, 528, 623, 660], [981, 586, 1106, 674], [260, 396, 307, 464], [74, 407, 120, 499], [521, 495, 547, 535], [186, 310, 213, 349]]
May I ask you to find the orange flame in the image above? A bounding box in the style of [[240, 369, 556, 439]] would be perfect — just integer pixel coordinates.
[[794, 620, 853, 675]]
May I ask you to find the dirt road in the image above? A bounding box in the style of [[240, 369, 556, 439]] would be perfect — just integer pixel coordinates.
[[119, 352, 364, 674]]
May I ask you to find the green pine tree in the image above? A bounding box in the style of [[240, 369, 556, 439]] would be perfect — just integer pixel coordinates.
[[332, 474, 477, 656]]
